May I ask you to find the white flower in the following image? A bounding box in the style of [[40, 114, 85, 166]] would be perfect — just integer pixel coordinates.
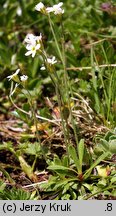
[[47, 56, 57, 65], [25, 43, 41, 58], [40, 56, 57, 70], [24, 34, 36, 46], [40, 65, 46, 70], [11, 54, 16, 65], [46, 2, 64, 15], [17, 6, 22, 16], [35, 2, 44, 11], [20, 75, 28, 82], [35, 2, 47, 14], [25, 33, 42, 57], [7, 69, 20, 81], [25, 33, 42, 45], [46, 7, 54, 13], [3, 2, 8, 9]]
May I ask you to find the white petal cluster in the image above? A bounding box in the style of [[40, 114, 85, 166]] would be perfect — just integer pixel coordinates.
[[35, 2, 44, 11], [25, 33, 42, 58], [7, 69, 20, 81], [24, 34, 36, 45], [7, 68, 28, 85], [40, 56, 57, 70], [17, 6, 22, 16], [25, 44, 41, 58], [20, 75, 28, 82], [35, 2, 64, 15], [47, 2, 64, 15], [47, 56, 57, 64]]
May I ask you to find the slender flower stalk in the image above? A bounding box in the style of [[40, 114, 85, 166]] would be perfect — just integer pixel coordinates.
[[40, 49, 70, 151], [48, 14, 63, 64], [8, 73, 47, 160], [10, 83, 19, 96], [47, 14, 72, 147], [60, 18, 79, 145]]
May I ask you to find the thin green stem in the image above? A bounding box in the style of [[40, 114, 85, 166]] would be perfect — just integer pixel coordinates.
[[91, 45, 100, 113], [92, 49, 108, 120], [32, 155, 38, 171], [41, 49, 70, 153], [48, 14, 78, 146], [61, 19, 78, 145], [48, 14, 63, 64], [100, 44, 113, 122]]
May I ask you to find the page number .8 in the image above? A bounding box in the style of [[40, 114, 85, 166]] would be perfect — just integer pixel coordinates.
[[106, 203, 112, 211]]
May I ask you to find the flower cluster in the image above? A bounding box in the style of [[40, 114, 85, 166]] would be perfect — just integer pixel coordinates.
[[24, 3, 60, 70], [7, 69, 28, 82], [7, 69, 28, 96], [35, 2, 64, 15], [25, 33, 42, 58]]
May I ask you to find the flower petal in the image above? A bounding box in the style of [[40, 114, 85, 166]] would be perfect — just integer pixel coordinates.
[[25, 50, 32, 56]]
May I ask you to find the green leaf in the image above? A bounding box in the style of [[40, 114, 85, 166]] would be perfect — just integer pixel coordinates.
[[68, 145, 81, 173], [109, 140, 116, 154], [62, 155, 69, 167], [0, 181, 6, 192], [84, 152, 110, 179], [111, 190, 116, 197], [0, 167, 15, 184], [109, 135, 116, 141], [110, 177, 116, 184], [18, 156, 37, 181], [97, 179, 107, 187], [104, 131, 114, 141], [78, 139, 84, 171], [61, 194, 70, 200], [0, 188, 38, 200], [83, 183, 93, 191], [47, 165, 78, 177], [100, 139, 109, 151], [54, 156, 62, 165], [20, 142, 41, 156]]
